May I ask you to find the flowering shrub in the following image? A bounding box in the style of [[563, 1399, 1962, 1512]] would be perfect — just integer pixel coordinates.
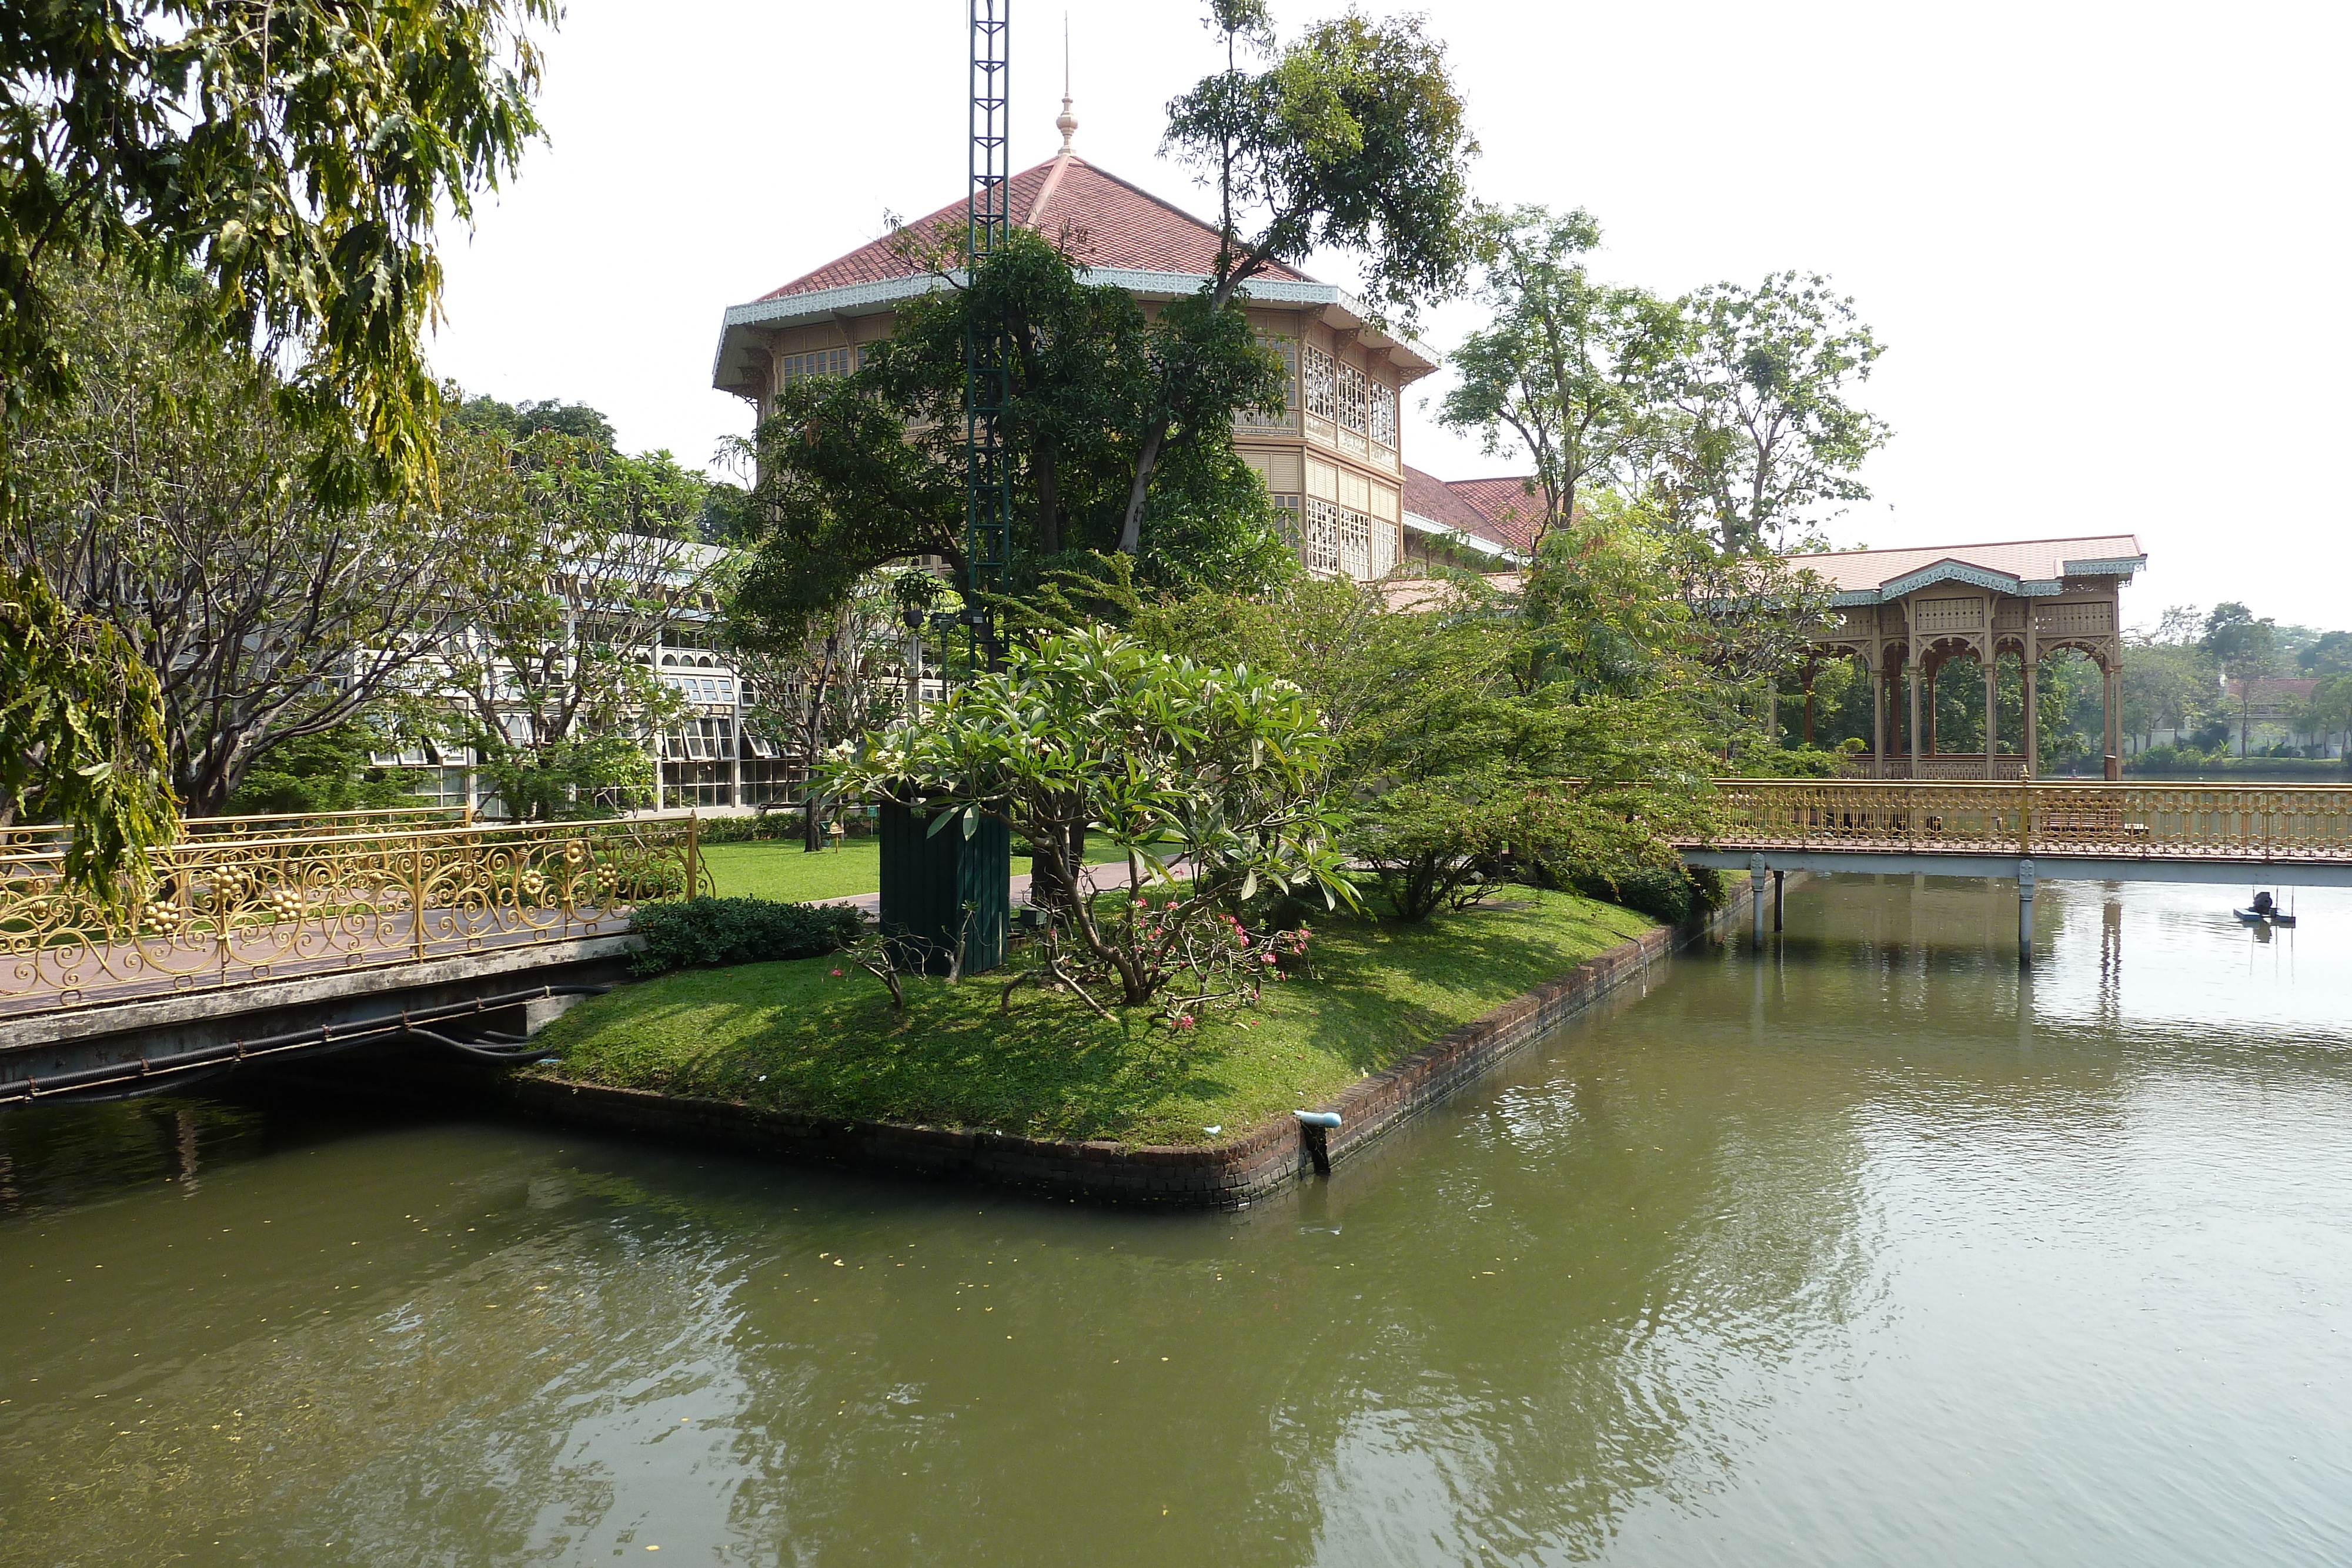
[[824, 626, 1354, 1008]]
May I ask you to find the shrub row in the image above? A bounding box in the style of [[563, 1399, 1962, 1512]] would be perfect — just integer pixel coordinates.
[[629, 897, 867, 976]]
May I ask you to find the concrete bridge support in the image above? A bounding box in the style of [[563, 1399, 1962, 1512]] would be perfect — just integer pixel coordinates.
[[1750, 857, 1768, 949], [2017, 858, 2036, 968]]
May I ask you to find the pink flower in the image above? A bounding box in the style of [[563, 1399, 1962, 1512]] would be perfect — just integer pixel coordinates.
[[1165, 900, 1179, 910], [1261, 953, 1277, 965], [829, 968, 844, 977], [1176, 1015, 1195, 1029]]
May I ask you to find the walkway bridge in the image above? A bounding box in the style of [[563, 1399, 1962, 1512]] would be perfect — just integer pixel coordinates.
[[1678, 779, 2352, 959], [0, 811, 707, 1104]]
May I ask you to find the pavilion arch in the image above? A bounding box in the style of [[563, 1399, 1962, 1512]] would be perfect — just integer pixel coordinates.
[[1791, 640, 1880, 748]]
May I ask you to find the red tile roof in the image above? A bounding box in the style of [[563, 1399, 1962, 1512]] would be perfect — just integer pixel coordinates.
[[1440, 476, 1548, 553], [1400, 467, 1557, 554], [1382, 572, 1527, 611], [1401, 466, 1498, 539], [759, 155, 1315, 300], [2225, 677, 2319, 704]]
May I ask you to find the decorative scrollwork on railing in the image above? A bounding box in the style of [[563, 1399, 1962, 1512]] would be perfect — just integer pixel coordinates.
[[1690, 780, 2352, 862], [1, 818, 707, 1012]]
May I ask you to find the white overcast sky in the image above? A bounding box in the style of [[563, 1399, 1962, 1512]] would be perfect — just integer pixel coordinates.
[[430, 0, 2350, 633]]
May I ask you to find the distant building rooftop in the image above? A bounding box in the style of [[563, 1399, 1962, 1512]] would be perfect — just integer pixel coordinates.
[[757, 154, 1315, 300], [1400, 467, 1546, 557], [1784, 536, 2147, 605]]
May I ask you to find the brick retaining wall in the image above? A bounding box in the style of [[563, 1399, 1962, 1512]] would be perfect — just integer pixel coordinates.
[[509, 881, 1769, 1209]]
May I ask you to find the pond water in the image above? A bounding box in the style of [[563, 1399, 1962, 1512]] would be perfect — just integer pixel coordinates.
[[2, 874, 2348, 1565]]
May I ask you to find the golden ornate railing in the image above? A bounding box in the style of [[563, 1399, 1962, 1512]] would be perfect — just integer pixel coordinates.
[[1, 817, 707, 1012], [1695, 780, 2352, 861], [1, 805, 471, 858]]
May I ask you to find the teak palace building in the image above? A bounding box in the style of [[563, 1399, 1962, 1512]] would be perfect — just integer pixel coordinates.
[[710, 121, 1533, 579]]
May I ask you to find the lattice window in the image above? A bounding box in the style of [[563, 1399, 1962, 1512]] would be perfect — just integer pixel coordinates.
[[1302, 496, 1342, 577], [1302, 345, 1337, 423], [2034, 600, 2114, 635], [1337, 507, 1373, 580], [1267, 493, 1302, 547], [776, 346, 859, 389], [1913, 596, 1983, 632], [1235, 337, 1298, 432], [1369, 381, 1396, 449], [1368, 512, 1396, 579], [1337, 361, 1368, 434]]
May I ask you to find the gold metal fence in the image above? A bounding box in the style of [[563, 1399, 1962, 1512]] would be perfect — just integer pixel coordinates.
[[1, 805, 472, 858], [1, 816, 707, 1012], [1696, 780, 2352, 861]]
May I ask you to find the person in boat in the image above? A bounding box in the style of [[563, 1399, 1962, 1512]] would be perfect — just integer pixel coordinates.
[[2251, 890, 2277, 918]]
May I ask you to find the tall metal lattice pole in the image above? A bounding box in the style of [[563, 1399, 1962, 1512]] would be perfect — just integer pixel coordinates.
[[964, 0, 1012, 667]]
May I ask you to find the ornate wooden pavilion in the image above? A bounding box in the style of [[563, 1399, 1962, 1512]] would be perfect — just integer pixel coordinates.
[[1787, 536, 2146, 780]]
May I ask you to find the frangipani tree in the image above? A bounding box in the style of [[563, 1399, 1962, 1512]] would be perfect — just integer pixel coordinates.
[[824, 627, 1354, 1009]]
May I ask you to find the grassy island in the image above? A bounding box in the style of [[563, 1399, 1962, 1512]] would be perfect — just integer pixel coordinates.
[[531, 890, 1654, 1148]]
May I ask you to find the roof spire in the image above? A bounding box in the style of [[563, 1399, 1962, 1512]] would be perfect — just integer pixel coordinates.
[[1057, 14, 1077, 155]]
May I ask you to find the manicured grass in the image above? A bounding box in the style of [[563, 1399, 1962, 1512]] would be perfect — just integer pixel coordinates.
[[700, 833, 1124, 904], [532, 889, 1654, 1147]]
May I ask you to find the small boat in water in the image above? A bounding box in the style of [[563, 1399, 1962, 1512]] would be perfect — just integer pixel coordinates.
[[2238, 891, 2300, 926]]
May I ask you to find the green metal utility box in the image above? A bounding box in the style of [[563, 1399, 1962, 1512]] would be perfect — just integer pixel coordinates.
[[877, 801, 1010, 976]]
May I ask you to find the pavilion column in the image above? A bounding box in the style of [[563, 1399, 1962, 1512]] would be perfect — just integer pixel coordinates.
[[2022, 628, 2039, 780], [1870, 658, 1886, 778], [2104, 660, 2123, 781], [1906, 650, 1922, 781], [1985, 646, 2000, 781]]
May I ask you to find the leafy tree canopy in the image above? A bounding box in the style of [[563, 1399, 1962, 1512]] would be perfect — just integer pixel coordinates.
[[1439, 206, 1681, 554], [1164, 2, 1478, 331], [2, 0, 554, 504], [825, 625, 1352, 1007], [0, 568, 175, 896], [224, 723, 428, 817], [1, 0, 552, 873], [2201, 602, 2278, 674], [11, 267, 525, 818], [2300, 628, 2352, 676], [448, 393, 616, 451], [1651, 272, 1890, 553]]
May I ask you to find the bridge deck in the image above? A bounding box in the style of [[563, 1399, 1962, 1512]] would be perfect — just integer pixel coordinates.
[[2, 818, 697, 1021], [1688, 780, 2352, 869]]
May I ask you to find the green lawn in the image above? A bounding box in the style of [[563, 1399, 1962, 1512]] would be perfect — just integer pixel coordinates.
[[533, 889, 1654, 1147], [699, 833, 1125, 904]]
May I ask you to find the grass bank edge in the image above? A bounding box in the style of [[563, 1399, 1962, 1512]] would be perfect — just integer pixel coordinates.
[[528, 889, 1656, 1149]]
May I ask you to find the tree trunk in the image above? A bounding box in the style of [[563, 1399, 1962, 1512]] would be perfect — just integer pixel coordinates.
[[801, 711, 825, 852], [1037, 442, 1062, 557], [1024, 803, 1087, 915], [1115, 420, 1171, 555]]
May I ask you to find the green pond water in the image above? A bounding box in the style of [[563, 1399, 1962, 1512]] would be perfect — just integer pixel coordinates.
[[1, 873, 2347, 1565]]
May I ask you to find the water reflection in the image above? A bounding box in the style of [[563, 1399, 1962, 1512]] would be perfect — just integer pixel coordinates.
[[0, 875, 2347, 1565]]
